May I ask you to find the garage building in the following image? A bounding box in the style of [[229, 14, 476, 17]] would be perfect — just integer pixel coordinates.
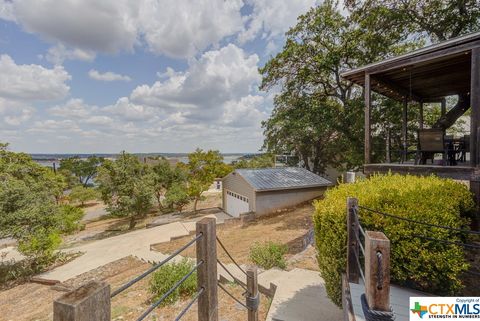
[[222, 167, 332, 217]]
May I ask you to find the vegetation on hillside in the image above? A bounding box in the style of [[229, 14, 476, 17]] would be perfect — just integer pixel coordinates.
[[0, 143, 84, 267]]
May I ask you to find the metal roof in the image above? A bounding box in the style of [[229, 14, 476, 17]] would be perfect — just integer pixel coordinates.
[[234, 167, 332, 191]]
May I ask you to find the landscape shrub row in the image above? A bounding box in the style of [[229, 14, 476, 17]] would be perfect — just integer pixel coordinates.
[[313, 173, 474, 307]]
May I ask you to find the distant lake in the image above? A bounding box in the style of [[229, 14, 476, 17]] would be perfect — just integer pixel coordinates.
[[32, 153, 253, 169]]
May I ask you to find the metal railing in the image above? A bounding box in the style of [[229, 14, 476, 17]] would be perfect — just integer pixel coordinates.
[[53, 217, 260, 321]]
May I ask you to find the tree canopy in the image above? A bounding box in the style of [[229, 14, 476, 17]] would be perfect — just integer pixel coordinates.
[[59, 156, 103, 187], [96, 152, 154, 229], [0, 143, 83, 262]]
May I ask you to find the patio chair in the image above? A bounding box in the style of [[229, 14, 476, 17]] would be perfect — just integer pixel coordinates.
[[458, 135, 470, 163], [415, 129, 447, 165]]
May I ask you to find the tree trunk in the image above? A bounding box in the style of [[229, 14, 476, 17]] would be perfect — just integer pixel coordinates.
[[129, 216, 136, 229], [193, 197, 199, 213]]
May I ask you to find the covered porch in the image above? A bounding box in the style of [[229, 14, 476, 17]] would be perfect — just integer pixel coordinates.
[[341, 32, 480, 184]]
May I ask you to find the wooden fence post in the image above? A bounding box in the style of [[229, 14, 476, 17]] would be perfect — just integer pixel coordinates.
[[247, 266, 259, 321], [53, 281, 110, 321], [196, 217, 218, 321], [346, 197, 359, 283], [365, 231, 390, 311]]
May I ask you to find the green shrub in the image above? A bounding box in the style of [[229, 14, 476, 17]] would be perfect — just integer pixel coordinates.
[[313, 173, 474, 307], [58, 205, 85, 233], [69, 186, 98, 206], [249, 241, 288, 269], [149, 259, 197, 305]]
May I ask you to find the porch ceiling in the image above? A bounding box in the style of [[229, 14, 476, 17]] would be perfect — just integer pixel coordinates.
[[341, 32, 480, 102]]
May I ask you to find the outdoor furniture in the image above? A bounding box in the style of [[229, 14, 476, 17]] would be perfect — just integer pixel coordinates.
[[415, 129, 447, 165], [458, 135, 470, 162]]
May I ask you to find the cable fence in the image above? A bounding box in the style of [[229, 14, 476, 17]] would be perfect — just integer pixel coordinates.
[[53, 217, 260, 321]]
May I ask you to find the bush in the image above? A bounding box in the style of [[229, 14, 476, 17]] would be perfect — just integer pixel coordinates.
[[313, 173, 474, 307], [58, 205, 85, 233], [149, 259, 197, 305], [249, 241, 288, 269], [69, 186, 98, 206]]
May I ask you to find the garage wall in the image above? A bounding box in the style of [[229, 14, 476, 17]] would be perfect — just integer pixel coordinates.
[[222, 172, 256, 212], [254, 187, 326, 215]]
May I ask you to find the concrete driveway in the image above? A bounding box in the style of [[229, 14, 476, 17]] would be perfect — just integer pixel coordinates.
[[38, 212, 229, 282]]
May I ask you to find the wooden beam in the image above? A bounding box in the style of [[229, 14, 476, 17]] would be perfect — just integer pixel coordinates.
[[347, 197, 359, 284], [371, 74, 422, 102], [441, 98, 447, 116], [365, 73, 371, 164], [471, 47, 480, 167], [196, 218, 218, 321], [364, 163, 475, 180], [366, 41, 480, 74], [402, 97, 408, 162], [365, 231, 390, 312], [419, 102, 424, 130]]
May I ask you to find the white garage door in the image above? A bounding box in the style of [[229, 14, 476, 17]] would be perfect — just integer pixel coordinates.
[[225, 190, 249, 217]]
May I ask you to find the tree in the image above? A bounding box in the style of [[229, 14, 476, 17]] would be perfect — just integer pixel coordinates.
[[0, 143, 82, 264], [59, 156, 103, 187], [346, 0, 480, 42], [234, 154, 274, 169], [181, 149, 229, 212], [96, 152, 154, 229], [259, 2, 412, 173], [149, 159, 187, 209], [164, 182, 190, 213], [69, 186, 98, 206]]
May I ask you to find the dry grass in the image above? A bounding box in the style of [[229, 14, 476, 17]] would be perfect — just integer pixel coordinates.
[[153, 202, 316, 267], [0, 256, 270, 321]]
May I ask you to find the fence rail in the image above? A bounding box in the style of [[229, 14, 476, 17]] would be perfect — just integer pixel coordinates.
[[53, 217, 260, 321]]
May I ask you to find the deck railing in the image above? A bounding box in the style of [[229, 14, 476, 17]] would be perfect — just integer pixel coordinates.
[[53, 217, 260, 321]]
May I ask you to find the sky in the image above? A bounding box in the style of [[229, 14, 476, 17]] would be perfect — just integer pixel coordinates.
[[0, 0, 318, 154]]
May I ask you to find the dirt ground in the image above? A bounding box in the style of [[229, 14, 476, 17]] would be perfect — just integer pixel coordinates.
[[0, 256, 269, 321], [152, 202, 317, 268]]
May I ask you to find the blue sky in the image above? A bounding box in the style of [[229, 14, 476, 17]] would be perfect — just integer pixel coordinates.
[[0, 0, 318, 154]]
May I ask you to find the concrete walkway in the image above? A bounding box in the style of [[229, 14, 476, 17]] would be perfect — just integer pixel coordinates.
[[38, 212, 228, 282]]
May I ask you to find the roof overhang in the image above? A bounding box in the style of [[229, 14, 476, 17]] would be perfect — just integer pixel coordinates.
[[341, 32, 480, 102]]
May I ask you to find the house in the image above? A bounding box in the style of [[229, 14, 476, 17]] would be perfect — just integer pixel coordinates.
[[222, 167, 332, 217], [341, 31, 480, 223]]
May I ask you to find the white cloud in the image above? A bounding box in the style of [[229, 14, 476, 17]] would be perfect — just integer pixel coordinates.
[[28, 119, 81, 133], [88, 69, 131, 82], [48, 99, 96, 118], [4, 0, 244, 59], [10, 0, 140, 54], [138, 0, 244, 58], [0, 54, 70, 101], [103, 97, 158, 121], [0, 98, 34, 126], [238, 0, 317, 44], [130, 44, 261, 121], [46, 44, 96, 65]]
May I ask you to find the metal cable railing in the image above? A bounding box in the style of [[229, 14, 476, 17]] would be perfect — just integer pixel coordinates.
[[216, 235, 259, 312], [218, 283, 248, 309], [216, 236, 252, 278], [136, 260, 203, 321], [173, 287, 204, 321], [358, 205, 480, 235], [111, 233, 203, 298]]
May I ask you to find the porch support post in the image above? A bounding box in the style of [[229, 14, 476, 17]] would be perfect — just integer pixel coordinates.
[[365, 73, 372, 164], [470, 47, 480, 230], [471, 47, 480, 167], [402, 97, 408, 162], [419, 101, 424, 130], [441, 98, 446, 117]]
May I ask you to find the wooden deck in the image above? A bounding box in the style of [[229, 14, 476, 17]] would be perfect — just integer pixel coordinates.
[[364, 163, 475, 180], [348, 281, 433, 321]]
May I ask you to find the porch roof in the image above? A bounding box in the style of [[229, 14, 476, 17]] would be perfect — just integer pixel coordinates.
[[341, 32, 480, 102]]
